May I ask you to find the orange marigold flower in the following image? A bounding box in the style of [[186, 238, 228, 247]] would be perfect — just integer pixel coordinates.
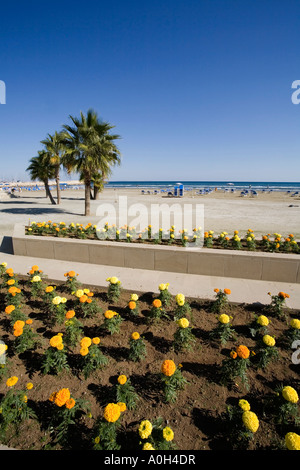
[[66, 310, 75, 319], [54, 388, 71, 407], [68, 270, 76, 277], [131, 331, 140, 340], [224, 289, 231, 295], [128, 301, 136, 310], [161, 359, 176, 376], [236, 345, 250, 359], [5, 305, 15, 314], [152, 299, 162, 308], [31, 265, 39, 271], [92, 337, 100, 344], [13, 328, 23, 337], [6, 268, 14, 275], [45, 286, 54, 293], [230, 351, 237, 359], [65, 398, 76, 409], [214, 288, 219, 293], [26, 319, 33, 324], [14, 320, 25, 329], [79, 294, 88, 303]]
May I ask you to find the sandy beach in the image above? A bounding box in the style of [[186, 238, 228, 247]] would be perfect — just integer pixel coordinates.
[[0, 186, 299, 243]]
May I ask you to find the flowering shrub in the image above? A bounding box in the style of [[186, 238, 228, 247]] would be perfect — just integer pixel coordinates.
[[211, 288, 231, 313], [158, 283, 172, 307], [253, 334, 279, 370], [106, 276, 122, 302], [209, 313, 236, 345], [128, 331, 147, 362], [220, 345, 252, 389], [93, 402, 126, 450], [115, 374, 139, 410], [173, 293, 192, 321], [102, 309, 123, 335], [41, 334, 69, 375], [268, 291, 290, 319], [138, 417, 176, 450], [172, 318, 196, 352], [79, 336, 108, 379], [0, 378, 36, 436], [160, 360, 187, 403]]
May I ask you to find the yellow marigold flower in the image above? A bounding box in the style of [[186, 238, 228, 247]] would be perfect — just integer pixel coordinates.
[[242, 411, 259, 433], [177, 318, 189, 328], [92, 337, 100, 344], [159, 283, 167, 291], [218, 314, 230, 324], [80, 337, 92, 348], [55, 388, 71, 407], [282, 386, 299, 404], [57, 343, 64, 350], [52, 296, 62, 305], [142, 442, 155, 450], [263, 335, 276, 347], [118, 375, 127, 385], [238, 399, 251, 411], [131, 332, 140, 340], [49, 335, 63, 348], [117, 402, 127, 412], [26, 383, 33, 390], [75, 289, 84, 298], [0, 344, 6, 355], [163, 426, 174, 441], [104, 310, 116, 319], [290, 319, 300, 330], [108, 276, 119, 285], [131, 294, 139, 301], [175, 293, 185, 306], [1, 262, 7, 267], [94, 436, 100, 444], [65, 398, 76, 409], [161, 359, 176, 376], [139, 420, 153, 439], [103, 403, 121, 423], [31, 275, 41, 282], [80, 347, 89, 356], [6, 279, 15, 285], [257, 315, 269, 326], [285, 432, 300, 450], [6, 376, 18, 387]]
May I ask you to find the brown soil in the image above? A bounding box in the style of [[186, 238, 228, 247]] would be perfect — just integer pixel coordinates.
[[0, 276, 299, 451]]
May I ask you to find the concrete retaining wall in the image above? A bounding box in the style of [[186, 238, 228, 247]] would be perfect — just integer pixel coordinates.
[[12, 224, 300, 283]]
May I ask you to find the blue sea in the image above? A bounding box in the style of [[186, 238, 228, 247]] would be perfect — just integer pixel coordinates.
[[103, 181, 300, 193]]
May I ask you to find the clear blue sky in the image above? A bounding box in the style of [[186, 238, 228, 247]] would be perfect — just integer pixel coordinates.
[[0, 0, 299, 182]]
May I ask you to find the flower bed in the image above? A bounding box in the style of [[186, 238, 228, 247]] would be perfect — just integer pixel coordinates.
[[25, 222, 300, 254], [0, 263, 299, 450]]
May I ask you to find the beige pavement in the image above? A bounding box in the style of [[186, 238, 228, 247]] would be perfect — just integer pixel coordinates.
[[1, 248, 299, 310]]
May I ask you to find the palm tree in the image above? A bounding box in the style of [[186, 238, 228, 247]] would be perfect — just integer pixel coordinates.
[[61, 109, 121, 216], [40, 131, 65, 205], [26, 151, 56, 204]]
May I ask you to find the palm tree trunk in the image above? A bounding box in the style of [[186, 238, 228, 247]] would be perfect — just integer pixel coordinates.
[[55, 164, 61, 204], [85, 178, 91, 216], [44, 180, 56, 205], [93, 186, 101, 199]]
